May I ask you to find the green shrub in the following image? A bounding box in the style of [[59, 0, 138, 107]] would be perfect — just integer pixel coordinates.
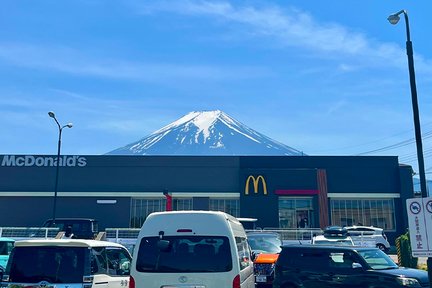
[[395, 231, 418, 268]]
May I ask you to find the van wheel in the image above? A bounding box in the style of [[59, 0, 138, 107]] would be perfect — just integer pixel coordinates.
[[376, 244, 386, 252]]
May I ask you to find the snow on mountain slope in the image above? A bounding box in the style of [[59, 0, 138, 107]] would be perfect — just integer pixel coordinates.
[[107, 110, 305, 156]]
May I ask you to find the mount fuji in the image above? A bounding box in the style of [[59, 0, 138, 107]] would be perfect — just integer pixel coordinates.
[[106, 110, 305, 156]]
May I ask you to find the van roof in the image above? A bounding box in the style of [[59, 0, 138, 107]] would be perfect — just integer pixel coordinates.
[[148, 210, 240, 223], [44, 218, 97, 222], [150, 210, 235, 217], [142, 210, 245, 236], [14, 239, 125, 248]]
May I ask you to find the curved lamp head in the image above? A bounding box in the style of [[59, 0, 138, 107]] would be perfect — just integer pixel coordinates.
[[387, 10, 406, 25], [66, 123, 73, 128], [387, 14, 400, 25], [48, 111, 56, 118]]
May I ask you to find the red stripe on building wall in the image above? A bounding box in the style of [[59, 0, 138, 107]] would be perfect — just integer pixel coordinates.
[[275, 189, 319, 195], [317, 169, 329, 228]]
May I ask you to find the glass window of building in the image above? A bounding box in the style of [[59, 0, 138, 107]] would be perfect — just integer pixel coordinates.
[[130, 198, 166, 228], [330, 199, 396, 230], [174, 198, 193, 211], [278, 197, 314, 229], [130, 198, 193, 228], [209, 199, 240, 217]]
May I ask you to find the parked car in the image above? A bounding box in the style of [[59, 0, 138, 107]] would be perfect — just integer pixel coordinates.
[[312, 234, 355, 246], [345, 225, 391, 252], [42, 218, 99, 239], [312, 226, 354, 246], [131, 211, 255, 288], [273, 245, 429, 288], [0, 238, 14, 270], [247, 231, 282, 287], [2, 239, 131, 288]]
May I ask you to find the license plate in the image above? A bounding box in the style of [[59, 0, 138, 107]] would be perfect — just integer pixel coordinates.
[[256, 275, 267, 283]]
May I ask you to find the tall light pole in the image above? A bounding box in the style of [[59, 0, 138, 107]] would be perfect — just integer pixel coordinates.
[[48, 111, 73, 225], [388, 10, 431, 285], [387, 10, 427, 199]]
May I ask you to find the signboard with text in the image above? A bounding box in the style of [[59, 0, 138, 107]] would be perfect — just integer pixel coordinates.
[[407, 197, 432, 257]]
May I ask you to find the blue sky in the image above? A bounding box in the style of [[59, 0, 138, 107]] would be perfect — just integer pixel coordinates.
[[1, 0, 432, 175]]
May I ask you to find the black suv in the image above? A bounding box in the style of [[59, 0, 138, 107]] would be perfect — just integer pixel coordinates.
[[273, 245, 429, 288], [42, 218, 99, 239]]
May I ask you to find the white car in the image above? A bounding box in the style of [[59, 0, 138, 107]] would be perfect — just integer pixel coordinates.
[[311, 226, 355, 246], [311, 234, 355, 246], [345, 226, 390, 252], [3, 239, 132, 288]]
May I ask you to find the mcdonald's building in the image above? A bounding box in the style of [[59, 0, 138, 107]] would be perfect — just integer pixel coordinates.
[[0, 154, 414, 243]]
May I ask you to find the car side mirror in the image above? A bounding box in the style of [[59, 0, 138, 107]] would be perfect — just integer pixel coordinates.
[[120, 261, 131, 275], [352, 262, 363, 269], [251, 251, 257, 261]]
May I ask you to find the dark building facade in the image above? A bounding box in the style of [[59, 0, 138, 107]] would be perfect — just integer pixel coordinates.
[[0, 155, 414, 243]]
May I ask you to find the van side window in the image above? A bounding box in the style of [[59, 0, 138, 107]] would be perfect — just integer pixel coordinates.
[[235, 237, 251, 270], [106, 248, 131, 276], [91, 247, 109, 275]]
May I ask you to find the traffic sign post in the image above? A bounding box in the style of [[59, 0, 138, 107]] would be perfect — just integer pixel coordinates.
[[424, 198, 432, 253], [420, 197, 432, 285], [406, 198, 430, 257]]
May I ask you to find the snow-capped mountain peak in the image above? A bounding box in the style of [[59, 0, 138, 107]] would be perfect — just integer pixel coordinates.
[[107, 110, 305, 156]]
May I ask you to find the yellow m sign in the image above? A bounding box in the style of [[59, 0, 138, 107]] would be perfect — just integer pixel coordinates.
[[245, 175, 267, 195]]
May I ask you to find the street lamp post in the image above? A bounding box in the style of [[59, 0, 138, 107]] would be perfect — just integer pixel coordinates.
[[48, 111, 73, 225], [388, 10, 431, 284], [387, 10, 427, 199]]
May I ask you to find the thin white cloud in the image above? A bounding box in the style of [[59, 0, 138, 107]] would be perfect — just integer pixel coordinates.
[[337, 64, 357, 72], [326, 100, 348, 115], [0, 42, 270, 81], [139, 0, 432, 75]]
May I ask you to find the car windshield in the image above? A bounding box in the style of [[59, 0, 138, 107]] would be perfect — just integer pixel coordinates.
[[247, 234, 282, 254], [136, 236, 232, 273], [358, 249, 398, 270], [7, 246, 86, 283], [0, 241, 14, 256], [314, 240, 353, 246]]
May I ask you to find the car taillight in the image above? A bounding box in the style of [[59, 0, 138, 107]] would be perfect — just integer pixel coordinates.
[[233, 274, 240, 288], [130, 276, 135, 288], [382, 232, 387, 240], [83, 275, 93, 288]]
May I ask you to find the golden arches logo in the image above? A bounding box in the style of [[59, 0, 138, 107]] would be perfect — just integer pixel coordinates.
[[245, 175, 267, 195]]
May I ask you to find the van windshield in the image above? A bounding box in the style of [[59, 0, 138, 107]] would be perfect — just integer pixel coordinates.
[[0, 241, 14, 256], [247, 234, 282, 254], [136, 236, 232, 273], [7, 246, 86, 283]]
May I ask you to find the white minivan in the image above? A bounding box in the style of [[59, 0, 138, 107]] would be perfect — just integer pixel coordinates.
[[130, 211, 255, 288], [2, 239, 132, 288]]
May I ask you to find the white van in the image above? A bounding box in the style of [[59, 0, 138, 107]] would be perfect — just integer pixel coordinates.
[[130, 211, 255, 288], [2, 239, 132, 288]]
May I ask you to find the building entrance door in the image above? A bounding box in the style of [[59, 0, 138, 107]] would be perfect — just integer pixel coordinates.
[[278, 197, 314, 228]]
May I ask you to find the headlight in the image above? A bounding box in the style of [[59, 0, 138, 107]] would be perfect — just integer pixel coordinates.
[[396, 277, 421, 287]]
